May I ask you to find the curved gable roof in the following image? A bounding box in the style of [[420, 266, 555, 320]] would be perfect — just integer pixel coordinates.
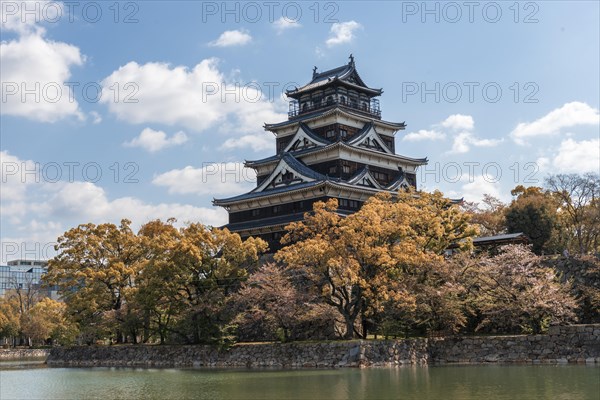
[[286, 59, 382, 98], [347, 122, 394, 154], [252, 153, 326, 193]]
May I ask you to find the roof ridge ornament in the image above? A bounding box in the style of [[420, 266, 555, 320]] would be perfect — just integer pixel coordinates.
[[312, 66, 318, 78], [348, 53, 355, 67]]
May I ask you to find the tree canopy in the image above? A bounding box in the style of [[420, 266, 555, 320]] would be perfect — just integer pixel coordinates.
[[276, 189, 477, 338]]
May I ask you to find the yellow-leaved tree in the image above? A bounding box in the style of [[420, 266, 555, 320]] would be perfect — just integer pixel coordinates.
[[135, 220, 268, 344], [276, 189, 477, 339], [45, 219, 144, 343]]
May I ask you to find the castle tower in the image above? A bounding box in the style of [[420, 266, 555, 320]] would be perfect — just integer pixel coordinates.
[[214, 56, 428, 250]]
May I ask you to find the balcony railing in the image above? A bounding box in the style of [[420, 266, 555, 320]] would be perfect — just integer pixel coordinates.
[[288, 97, 381, 119]]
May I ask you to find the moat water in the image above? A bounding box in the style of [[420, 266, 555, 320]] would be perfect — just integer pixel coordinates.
[[0, 361, 598, 399]]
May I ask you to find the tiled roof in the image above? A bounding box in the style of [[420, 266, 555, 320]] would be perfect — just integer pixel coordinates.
[[285, 61, 382, 97], [264, 107, 406, 131], [247, 140, 428, 169], [213, 180, 326, 205], [279, 153, 327, 181], [225, 212, 307, 232], [298, 123, 332, 145], [473, 232, 529, 243]]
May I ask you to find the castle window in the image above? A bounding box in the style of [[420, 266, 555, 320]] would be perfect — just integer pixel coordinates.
[[329, 166, 337, 174], [272, 205, 282, 214], [326, 129, 336, 139], [372, 171, 388, 182], [294, 201, 305, 212], [251, 209, 260, 217], [340, 129, 348, 139], [282, 171, 294, 182]]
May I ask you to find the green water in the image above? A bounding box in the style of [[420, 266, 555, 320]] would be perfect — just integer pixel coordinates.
[[0, 362, 598, 400]]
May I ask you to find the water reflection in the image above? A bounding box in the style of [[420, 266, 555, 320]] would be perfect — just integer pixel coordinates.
[[0, 363, 597, 400]]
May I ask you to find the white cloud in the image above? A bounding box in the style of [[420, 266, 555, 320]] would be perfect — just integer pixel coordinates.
[[510, 102, 599, 145], [124, 127, 188, 153], [326, 21, 362, 47], [402, 129, 445, 142], [449, 132, 503, 154], [0, 0, 62, 35], [208, 29, 252, 47], [220, 133, 272, 152], [460, 175, 504, 203], [441, 114, 474, 131], [89, 111, 102, 124], [470, 137, 504, 147], [273, 17, 302, 33], [450, 132, 472, 154], [407, 114, 501, 154], [1, 22, 85, 122], [42, 181, 226, 226], [0, 150, 35, 222], [543, 138, 600, 174], [99, 59, 286, 134], [0, 151, 229, 262], [408, 114, 501, 153], [152, 163, 256, 196]]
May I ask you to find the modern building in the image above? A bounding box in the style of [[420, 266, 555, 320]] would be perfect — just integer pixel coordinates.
[[214, 56, 428, 250], [0, 259, 57, 298]]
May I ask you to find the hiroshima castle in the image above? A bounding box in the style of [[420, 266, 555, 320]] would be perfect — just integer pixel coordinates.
[[214, 56, 428, 250]]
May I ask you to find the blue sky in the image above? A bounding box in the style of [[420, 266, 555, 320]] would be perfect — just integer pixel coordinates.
[[1, 1, 599, 262]]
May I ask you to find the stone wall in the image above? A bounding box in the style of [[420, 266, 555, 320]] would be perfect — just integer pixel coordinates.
[[0, 348, 50, 360], [429, 325, 599, 364], [46, 324, 599, 368], [47, 340, 430, 368]]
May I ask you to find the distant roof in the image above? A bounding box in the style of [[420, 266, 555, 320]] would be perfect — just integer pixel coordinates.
[[473, 232, 529, 246]]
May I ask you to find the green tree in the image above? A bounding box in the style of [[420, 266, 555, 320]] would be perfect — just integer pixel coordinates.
[[135, 221, 268, 344], [172, 225, 267, 344], [134, 219, 185, 344], [505, 185, 562, 254]]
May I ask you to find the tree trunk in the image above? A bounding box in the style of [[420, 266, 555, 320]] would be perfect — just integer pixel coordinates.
[[344, 316, 355, 339], [361, 317, 368, 339]]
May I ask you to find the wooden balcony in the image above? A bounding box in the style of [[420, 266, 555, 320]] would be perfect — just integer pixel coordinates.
[[288, 98, 381, 119]]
